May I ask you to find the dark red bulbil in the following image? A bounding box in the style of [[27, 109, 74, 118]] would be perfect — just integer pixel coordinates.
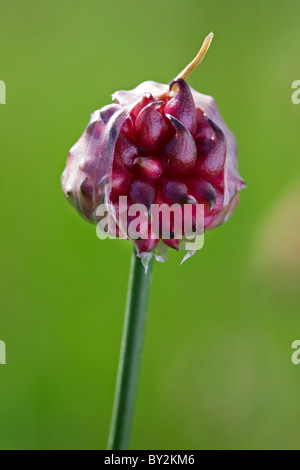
[[61, 78, 245, 261]]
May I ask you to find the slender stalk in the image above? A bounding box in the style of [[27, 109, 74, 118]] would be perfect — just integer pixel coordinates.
[[107, 251, 154, 450], [176, 32, 214, 81]]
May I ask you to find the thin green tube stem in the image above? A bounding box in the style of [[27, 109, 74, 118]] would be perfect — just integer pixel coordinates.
[[107, 251, 154, 450]]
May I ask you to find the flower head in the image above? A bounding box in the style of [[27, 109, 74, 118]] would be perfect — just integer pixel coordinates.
[[61, 34, 245, 264]]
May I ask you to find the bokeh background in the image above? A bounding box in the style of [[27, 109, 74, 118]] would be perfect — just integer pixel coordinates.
[[0, 0, 300, 450]]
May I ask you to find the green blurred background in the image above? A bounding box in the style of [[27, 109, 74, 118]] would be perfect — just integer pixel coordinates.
[[0, 0, 300, 450]]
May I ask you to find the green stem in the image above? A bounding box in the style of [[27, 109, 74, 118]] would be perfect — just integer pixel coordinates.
[[107, 250, 154, 450]]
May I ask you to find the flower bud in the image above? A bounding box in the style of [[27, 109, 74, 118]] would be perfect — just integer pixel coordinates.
[[194, 118, 226, 179], [61, 34, 245, 264], [164, 79, 197, 134], [129, 179, 157, 210], [114, 134, 141, 170], [187, 177, 216, 211], [135, 101, 170, 153], [134, 157, 163, 180], [163, 115, 197, 177], [161, 180, 189, 205]]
